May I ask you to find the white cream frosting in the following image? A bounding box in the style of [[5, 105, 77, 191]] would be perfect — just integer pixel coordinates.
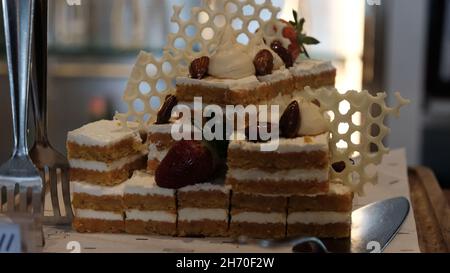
[[148, 144, 169, 162], [209, 27, 255, 79], [178, 181, 231, 193], [67, 119, 142, 147], [229, 132, 329, 153], [289, 59, 335, 77], [75, 209, 123, 221], [125, 209, 176, 222], [287, 211, 351, 225], [69, 153, 144, 172], [257, 66, 291, 83], [176, 75, 262, 91], [232, 212, 285, 224], [72, 181, 125, 196], [227, 168, 328, 182], [124, 171, 175, 197], [296, 98, 330, 136], [178, 208, 228, 222]]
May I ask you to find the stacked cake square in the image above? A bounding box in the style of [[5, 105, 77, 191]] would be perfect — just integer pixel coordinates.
[[67, 120, 147, 232]]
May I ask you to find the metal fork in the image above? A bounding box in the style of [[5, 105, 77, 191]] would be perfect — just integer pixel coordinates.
[[0, 0, 42, 223], [29, 0, 73, 225]]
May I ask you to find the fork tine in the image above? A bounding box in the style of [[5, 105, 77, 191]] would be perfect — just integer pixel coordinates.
[[31, 187, 44, 247], [32, 186, 42, 216], [48, 167, 61, 217], [19, 186, 28, 213], [60, 167, 73, 220], [0, 186, 4, 212], [7, 186, 16, 212]]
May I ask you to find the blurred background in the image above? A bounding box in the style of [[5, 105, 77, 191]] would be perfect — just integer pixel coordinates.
[[0, 0, 449, 189]]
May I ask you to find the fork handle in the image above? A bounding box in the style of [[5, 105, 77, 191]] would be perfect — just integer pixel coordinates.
[[3, 0, 35, 157], [31, 0, 48, 144]]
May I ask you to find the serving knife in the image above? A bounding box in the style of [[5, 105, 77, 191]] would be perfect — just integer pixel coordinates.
[[257, 197, 410, 253]]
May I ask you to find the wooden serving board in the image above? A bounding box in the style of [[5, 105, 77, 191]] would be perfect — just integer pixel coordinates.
[[408, 167, 450, 253]]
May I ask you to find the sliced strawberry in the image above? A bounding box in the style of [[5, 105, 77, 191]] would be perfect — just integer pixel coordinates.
[[155, 140, 217, 189]]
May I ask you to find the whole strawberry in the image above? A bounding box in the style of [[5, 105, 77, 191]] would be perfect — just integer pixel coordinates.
[[155, 140, 218, 189], [273, 10, 320, 61]]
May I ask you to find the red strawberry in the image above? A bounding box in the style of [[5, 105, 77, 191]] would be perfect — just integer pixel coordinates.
[[281, 20, 297, 42], [155, 140, 218, 189], [279, 19, 301, 61], [270, 11, 320, 60]]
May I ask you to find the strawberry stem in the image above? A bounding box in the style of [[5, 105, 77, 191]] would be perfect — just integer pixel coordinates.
[[289, 9, 319, 59]]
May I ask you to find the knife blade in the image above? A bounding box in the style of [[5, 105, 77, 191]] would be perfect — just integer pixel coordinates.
[[348, 196, 410, 253]]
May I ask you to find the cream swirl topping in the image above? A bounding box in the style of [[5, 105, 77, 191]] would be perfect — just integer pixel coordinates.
[[209, 27, 255, 79], [297, 98, 330, 136]]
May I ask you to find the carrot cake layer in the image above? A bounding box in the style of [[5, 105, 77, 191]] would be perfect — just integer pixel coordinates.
[[227, 178, 328, 195], [177, 182, 230, 237], [123, 171, 176, 211], [73, 209, 124, 233], [69, 155, 147, 186], [231, 193, 287, 213], [287, 212, 351, 238], [178, 208, 229, 237], [227, 133, 329, 170], [125, 210, 177, 235], [67, 119, 145, 163], [288, 183, 353, 212], [229, 212, 286, 239], [286, 183, 353, 238], [176, 59, 335, 106], [72, 181, 125, 212], [177, 183, 230, 208], [178, 219, 228, 237], [123, 171, 177, 235]]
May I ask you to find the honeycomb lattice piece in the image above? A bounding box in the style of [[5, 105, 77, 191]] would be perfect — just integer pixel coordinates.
[[116, 0, 281, 126], [304, 87, 410, 195], [167, 0, 281, 74], [115, 51, 179, 127]]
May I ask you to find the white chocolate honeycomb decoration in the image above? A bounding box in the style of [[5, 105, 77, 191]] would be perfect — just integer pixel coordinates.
[[304, 87, 410, 195], [116, 0, 280, 126], [116, 51, 179, 127]]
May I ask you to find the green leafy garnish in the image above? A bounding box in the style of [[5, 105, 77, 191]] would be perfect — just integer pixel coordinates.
[[289, 10, 320, 58]]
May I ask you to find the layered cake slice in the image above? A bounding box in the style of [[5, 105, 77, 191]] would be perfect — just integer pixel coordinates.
[[67, 119, 147, 186], [123, 171, 177, 235], [287, 183, 353, 238], [72, 181, 124, 212], [227, 132, 330, 195], [72, 181, 125, 233], [176, 26, 335, 107], [226, 98, 330, 195], [73, 209, 124, 233], [230, 193, 287, 239], [177, 181, 231, 237]]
